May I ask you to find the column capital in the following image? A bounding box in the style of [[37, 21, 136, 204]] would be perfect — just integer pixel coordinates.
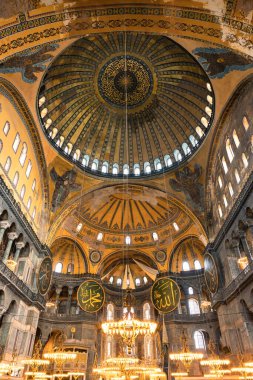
[[0, 221, 10, 230], [56, 286, 62, 295], [15, 241, 25, 250], [7, 232, 18, 241]]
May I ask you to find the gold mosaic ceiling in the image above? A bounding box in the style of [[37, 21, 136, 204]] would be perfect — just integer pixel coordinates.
[[38, 32, 214, 178]]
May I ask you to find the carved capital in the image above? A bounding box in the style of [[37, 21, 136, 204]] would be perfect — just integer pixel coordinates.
[[15, 241, 25, 250], [7, 232, 18, 241], [0, 221, 10, 230]]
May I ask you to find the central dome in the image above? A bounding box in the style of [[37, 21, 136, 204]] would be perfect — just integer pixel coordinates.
[[97, 55, 155, 109], [38, 32, 214, 178]]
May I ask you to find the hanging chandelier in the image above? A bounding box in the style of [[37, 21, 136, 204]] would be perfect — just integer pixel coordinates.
[[102, 290, 157, 347], [22, 340, 50, 371], [169, 330, 203, 372]]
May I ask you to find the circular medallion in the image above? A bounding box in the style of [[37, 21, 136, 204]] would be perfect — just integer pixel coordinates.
[[151, 277, 180, 314], [97, 55, 154, 109], [204, 253, 219, 294], [155, 250, 167, 263], [77, 280, 105, 313], [37, 257, 52, 295], [89, 250, 101, 264]]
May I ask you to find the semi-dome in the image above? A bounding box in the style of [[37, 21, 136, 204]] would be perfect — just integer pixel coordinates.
[[38, 32, 214, 178]]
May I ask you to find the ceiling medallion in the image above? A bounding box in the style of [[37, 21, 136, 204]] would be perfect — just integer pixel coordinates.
[[97, 55, 155, 111]]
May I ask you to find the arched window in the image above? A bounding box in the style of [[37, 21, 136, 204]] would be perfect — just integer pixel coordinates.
[[205, 106, 212, 117], [40, 108, 48, 118], [194, 260, 202, 270], [134, 163, 140, 176], [143, 276, 148, 284], [112, 163, 119, 175], [182, 143, 191, 155], [218, 205, 223, 218], [107, 303, 114, 321], [194, 331, 206, 349], [207, 95, 213, 105], [45, 119, 52, 130], [152, 232, 158, 241], [13, 172, 19, 187], [101, 161, 109, 173], [39, 96, 46, 107], [67, 263, 74, 273], [218, 175, 223, 188], [82, 154, 89, 167], [196, 127, 204, 138], [27, 197, 32, 210], [164, 154, 173, 167], [76, 223, 83, 232], [3, 121, 10, 135], [0, 290, 4, 306], [117, 278, 122, 286], [26, 160, 32, 178], [0, 139, 3, 153], [243, 116, 249, 131], [73, 149, 80, 161], [55, 262, 63, 273], [144, 162, 151, 174], [223, 195, 228, 208], [109, 276, 113, 284], [32, 207, 36, 220], [242, 153, 248, 168], [206, 83, 212, 92], [226, 139, 234, 163], [97, 232, 103, 241], [182, 261, 190, 271], [64, 143, 72, 155], [235, 169, 240, 184], [143, 303, 151, 320], [188, 298, 200, 314], [188, 287, 194, 295], [189, 135, 198, 147], [154, 158, 162, 171], [13, 133, 20, 153], [222, 157, 228, 174], [135, 278, 141, 286], [56, 136, 64, 147], [233, 130, 240, 148], [4, 157, 11, 173], [174, 149, 182, 162], [201, 117, 208, 128], [20, 185, 26, 200], [125, 235, 131, 245], [144, 335, 153, 359], [123, 164, 129, 175], [32, 179, 36, 192], [91, 159, 98, 171], [228, 182, 234, 197], [19, 143, 27, 167], [173, 222, 179, 231], [107, 335, 112, 357]]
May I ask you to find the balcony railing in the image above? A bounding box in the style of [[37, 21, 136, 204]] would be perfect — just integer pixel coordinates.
[[213, 261, 253, 305], [0, 261, 45, 309]]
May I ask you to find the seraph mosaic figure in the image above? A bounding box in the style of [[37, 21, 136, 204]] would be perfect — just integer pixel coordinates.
[[193, 47, 253, 78], [0, 44, 58, 83], [169, 164, 204, 212], [50, 168, 81, 212]]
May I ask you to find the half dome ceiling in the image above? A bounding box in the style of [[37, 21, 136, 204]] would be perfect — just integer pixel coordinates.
[[38, 32, 214, 178]]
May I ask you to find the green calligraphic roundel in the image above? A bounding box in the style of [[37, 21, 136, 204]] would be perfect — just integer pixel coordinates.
[[151, 277, 180, 314], [77, 280, 105, 313], [204, 252, 219, 294], [37, 257, 52, 296]]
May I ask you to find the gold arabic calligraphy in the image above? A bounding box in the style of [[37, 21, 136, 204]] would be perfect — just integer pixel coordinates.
[[152, 278, 180, 313], [78, 281, 105, 312]]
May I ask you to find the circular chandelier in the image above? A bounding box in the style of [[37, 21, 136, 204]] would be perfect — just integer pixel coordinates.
[[101, 318, 157, 348]]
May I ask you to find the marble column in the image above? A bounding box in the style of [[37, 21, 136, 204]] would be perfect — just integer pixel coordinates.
[[239, 231, 253, 262], [55, 287, 62, 314], [66, 287, 73, 315], [2, 232, 18, 262], [0, 220, 10, 245], [14, 241, 25, 262]]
